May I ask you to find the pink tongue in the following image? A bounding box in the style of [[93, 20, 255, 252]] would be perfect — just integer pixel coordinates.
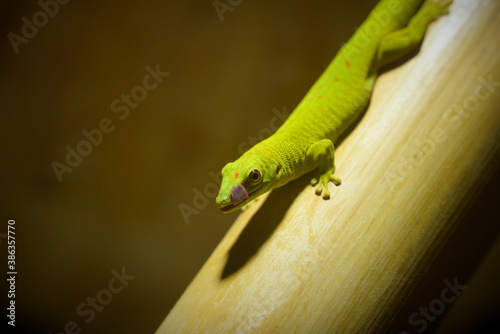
[[230, 184, 249, 206]]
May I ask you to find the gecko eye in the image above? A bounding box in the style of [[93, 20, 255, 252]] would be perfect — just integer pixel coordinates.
[[248, 169, 262, 184]]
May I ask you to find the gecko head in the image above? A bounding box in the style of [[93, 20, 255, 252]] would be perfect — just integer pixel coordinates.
[[216, 158, 280, 213]]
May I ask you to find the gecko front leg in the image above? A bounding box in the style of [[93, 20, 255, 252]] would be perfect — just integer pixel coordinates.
[[306, 139, 342, 199]]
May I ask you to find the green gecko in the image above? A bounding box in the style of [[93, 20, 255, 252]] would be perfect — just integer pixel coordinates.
[[216, 0, 452, 213]]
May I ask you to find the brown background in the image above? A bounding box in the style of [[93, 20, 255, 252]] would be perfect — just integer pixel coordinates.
[[1, 0, 498, 333]]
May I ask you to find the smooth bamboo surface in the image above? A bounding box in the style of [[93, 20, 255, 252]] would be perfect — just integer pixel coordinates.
[[157, 1, 500, 333]]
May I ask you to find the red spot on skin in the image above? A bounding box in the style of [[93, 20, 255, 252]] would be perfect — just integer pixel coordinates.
[[345, 60, 351, 68], [234, 172, 239, 179], [355, 44, 362, 49], [317, 95, 323, 100], [313, 85, 323, 90], [334, 77, 340, 82]]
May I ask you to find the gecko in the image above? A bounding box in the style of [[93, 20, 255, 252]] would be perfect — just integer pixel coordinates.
[[216, 0, 452, 213]]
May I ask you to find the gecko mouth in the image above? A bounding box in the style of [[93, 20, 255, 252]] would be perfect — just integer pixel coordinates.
[[220, 203, 239, 213], [231, 184, 249, 206], [219, 184, 251, 212]]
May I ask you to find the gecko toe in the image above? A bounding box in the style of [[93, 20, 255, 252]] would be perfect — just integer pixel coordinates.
[[330, 174, 342, 186], [314, 183, 324, 196], [322, 187, 331, 200]]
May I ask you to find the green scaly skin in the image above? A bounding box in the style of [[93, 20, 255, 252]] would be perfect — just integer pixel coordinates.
[[216, 0, 452, 213]]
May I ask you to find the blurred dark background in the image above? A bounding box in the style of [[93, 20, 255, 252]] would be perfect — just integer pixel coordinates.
[[1, 0, 499, 333]]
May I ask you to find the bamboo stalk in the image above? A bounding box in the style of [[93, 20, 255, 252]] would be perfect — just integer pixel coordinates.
[[157, 1, 500, 333]]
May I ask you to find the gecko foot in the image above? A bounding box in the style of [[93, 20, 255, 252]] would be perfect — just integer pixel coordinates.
[[423, 0, 454, 17], [310, 173, 341, 199]]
